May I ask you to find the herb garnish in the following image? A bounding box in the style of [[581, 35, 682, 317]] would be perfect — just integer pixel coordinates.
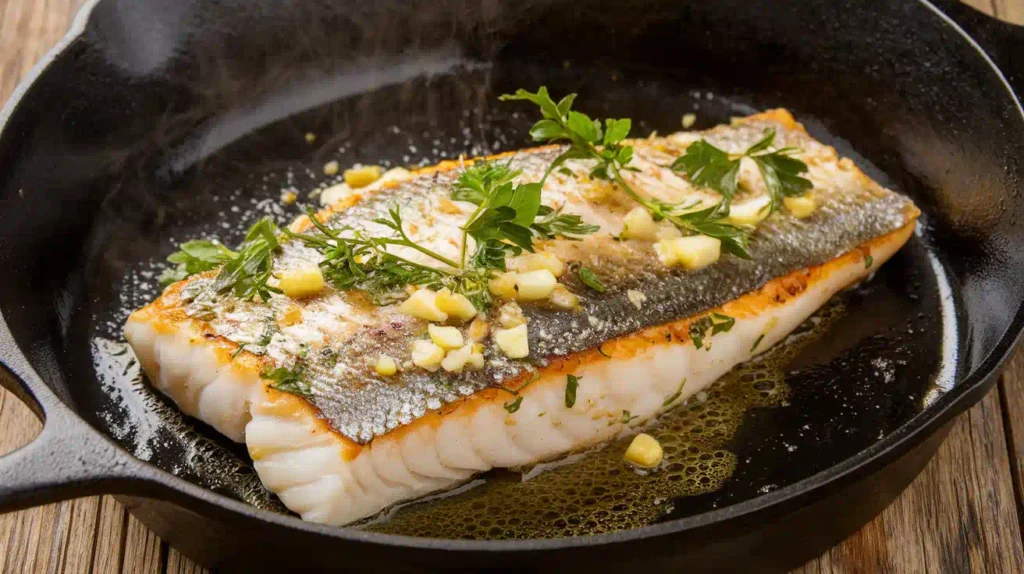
[[578, 267, 606, 293], [500, 87, 752, 258], [284, 207, 492, 309], [452, 160, 598, 267], [504, 396, 524, 413], [621, 410, 639, 424], [454, 160, 542, 270], [565, 374, 580, 408], [160, 218, 283, 302], [688, 312, 735, 350], [662, 378, 687, 407], [530, 205, 600, 240], [669, 128, 812, 215], [864, 254, 874, 269], [159, 240, 236, 285], [263, 366, 312, 398], [211, 218, 284, 301], [750, 333, 765, 352]]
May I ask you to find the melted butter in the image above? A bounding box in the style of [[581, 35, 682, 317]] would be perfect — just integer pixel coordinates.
[[364, 299, 845, 539]]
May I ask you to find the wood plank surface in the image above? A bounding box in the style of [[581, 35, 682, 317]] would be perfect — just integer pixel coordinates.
[[0, 1, 1022, 573]]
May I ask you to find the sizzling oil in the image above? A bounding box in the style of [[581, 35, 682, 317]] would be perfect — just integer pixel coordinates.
[[365, 299, 844, 539]]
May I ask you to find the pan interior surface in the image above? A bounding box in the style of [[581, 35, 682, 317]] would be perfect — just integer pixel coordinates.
[[0, 0, 1020, 548], [67, 61, 961, 537]]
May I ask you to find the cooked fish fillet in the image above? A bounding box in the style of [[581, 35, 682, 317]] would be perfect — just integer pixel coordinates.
[[125, 110, 919, 525]]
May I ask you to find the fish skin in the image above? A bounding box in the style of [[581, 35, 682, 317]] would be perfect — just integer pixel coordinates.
[[123, 109, 919, 523]]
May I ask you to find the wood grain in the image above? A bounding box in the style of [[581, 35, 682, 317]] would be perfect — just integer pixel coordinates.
[[0, 1, 1022, 573]]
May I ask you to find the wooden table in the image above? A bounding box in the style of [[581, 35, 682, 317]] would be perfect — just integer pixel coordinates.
[[2, 1, 1024, 571]]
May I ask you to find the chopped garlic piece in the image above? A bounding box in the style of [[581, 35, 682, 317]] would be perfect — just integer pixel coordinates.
[[498, 302, 526, 328], [515, 252, 565, 277], [278, 267, 325, 299], [488, 272, 518, 299], [657, 236, 722, 270], [435, 288, 478, 321], [344, 165, 382, 189], [516, 269, 557, 301], [654, 240, 679, 267], [319, 182, 353, 207], [494, 324, 529, 359], [656, 224, 683, 240], [280, 190, 297, 205], [441, 344, 481, 373], [323, 160, 340, 176], [467, 345, 485, 369], [375, 354, 398, 376], [682, 113, 697, 129], [467, 317, 490, 342], [549, 284, 580, 310], [624, 433, 663, 468], [398, 289, 448, 322], [626, 289, 647, 310], [784, 194, 816, 218], [621, 207, 658, 241], [428, 324, 464, 350], [411, 339, 444, 371], [727, 195, 772, 226], [375, 167, 412, 187]]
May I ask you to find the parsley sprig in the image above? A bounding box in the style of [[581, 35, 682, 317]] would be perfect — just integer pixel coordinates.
[[500, 87, 752, 258], [452, 160, 599, 269], [454, 161, 541, 270], [161, 218, 283, 301], [688, 312, 735, 350], [531, 205, 600, 240], [284, 208, 491, 308], [211, 219, 283, 301], [263, 366, 312, 398], [159, 240, 236, 285], [670, 128, 812, 214]]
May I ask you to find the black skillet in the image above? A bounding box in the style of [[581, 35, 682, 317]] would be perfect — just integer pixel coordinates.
[[1, 0, 1023, 570]]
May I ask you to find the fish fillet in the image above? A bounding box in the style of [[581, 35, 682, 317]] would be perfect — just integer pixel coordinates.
[[124, 110, 919, 525]]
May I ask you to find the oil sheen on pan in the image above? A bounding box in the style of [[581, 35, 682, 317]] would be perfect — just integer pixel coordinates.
[[119, 92, 920, 530]]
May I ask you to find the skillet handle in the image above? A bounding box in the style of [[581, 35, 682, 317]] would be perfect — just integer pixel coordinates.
[[934, 0, 1024, 98], [0, 337, 143, 513]]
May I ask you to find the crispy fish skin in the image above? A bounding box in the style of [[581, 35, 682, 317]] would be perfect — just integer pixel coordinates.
[[124, 109, 920, 524], [244, 221, 914, 525]]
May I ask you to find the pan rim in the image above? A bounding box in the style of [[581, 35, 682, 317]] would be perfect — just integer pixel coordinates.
[[1, 0, 1022, 552]]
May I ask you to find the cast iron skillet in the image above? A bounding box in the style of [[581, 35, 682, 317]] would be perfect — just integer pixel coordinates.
[[1, 0, 1023, 570]]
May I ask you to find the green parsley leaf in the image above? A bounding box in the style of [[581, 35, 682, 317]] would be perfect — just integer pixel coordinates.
[[504, 396, 524, 413], [670, 141, 740, 201], [159, 239, 237, 285], [263, 366, 312, 398], [565, 374, 580, 408], [531, 205, 600, 240], [211, 218, 283, 301], [454, 161, 543, 269], [864, 254, 874, 269], [662, 378, 687, 407], [750, 333, 765, 352], [688, 312, 735, 350], [671, 128, 812, 215], [621, 410, 639, 424], [578, 267, 606, 293]]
